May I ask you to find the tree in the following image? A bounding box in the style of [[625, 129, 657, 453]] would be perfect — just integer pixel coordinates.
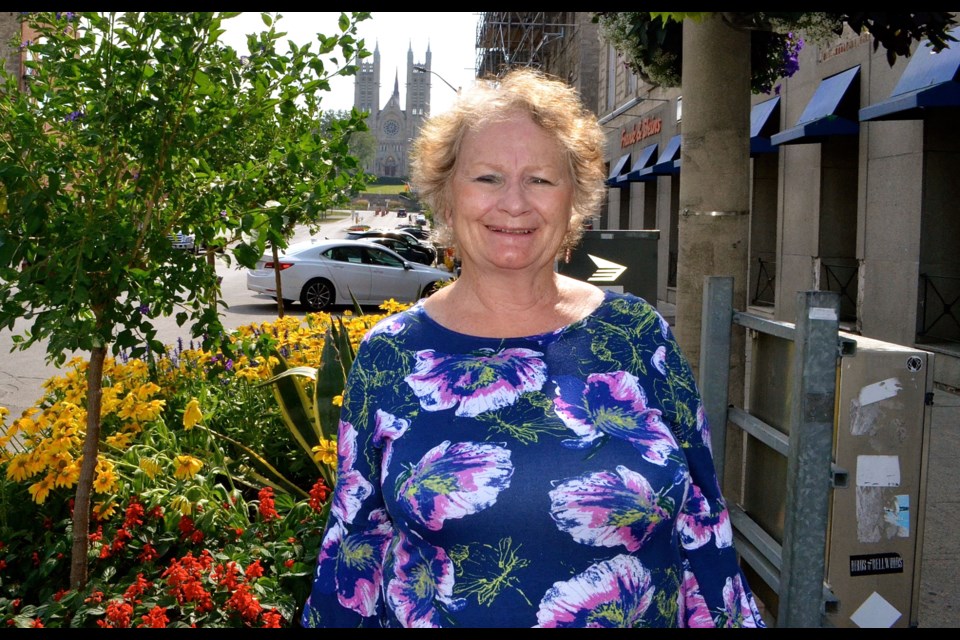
[[321, 108, 377, 171], [0, 10, 371, 590]]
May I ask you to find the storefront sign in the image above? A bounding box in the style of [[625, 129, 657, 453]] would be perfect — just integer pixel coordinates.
[[621, 117, 662, 149]]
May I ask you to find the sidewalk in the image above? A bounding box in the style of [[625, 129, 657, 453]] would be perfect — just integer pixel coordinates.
[[918, 386, 960, 628]]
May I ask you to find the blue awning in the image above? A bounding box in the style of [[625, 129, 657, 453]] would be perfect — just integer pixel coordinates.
[[750, 96, 780, 155], [605, 153, 631, 187], [860, 28, 960, 121], [632, 134, 681, 178], [616, 142, 659, 184], [771, 66, 861, 145]]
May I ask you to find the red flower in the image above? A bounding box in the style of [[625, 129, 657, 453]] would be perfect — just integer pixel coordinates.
[[89, 525, 104, 542], [31, 551, 40, 566], [0, 559, 6, 571], [213, 561, 241, 591], [308, 478, 330, 512], [258, 486, 279, 522], [31, 618, 43, 628], [84, 592, 104, 605], [245, 559, 264, 580], [178, 515, 195, 537], [53, 589, 68, 602], [123, 573, 152, 603], [225, 584, 262, 623], [138, 605, 169, 629], [99, 600, 134, 628], [261, 609, 284, 628], [138, 543, 159, 563], [123, 500, 145, 529], [283, 558, 294, 569]]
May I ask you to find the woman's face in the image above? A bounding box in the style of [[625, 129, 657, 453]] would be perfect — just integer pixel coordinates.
[[449, 111, 574, 276]]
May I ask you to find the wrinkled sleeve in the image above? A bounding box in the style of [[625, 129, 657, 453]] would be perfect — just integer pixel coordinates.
[[655, 318, 766, 628], [301, 340, 395, 628]]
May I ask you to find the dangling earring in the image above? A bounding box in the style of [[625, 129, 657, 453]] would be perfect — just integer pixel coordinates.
[[564, 247, 572, 264]]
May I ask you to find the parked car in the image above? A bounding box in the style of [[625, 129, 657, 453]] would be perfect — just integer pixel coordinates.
[[395, 225, 431, 241], [169, 231, 197, 253], [344, 229, 438, 265], [396, 208, 407, 218], [363, 236, 436, 265], [246, 238, 453, 311]]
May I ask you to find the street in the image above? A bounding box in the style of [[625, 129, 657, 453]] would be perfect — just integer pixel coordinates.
[[0, 208, 411, 423]]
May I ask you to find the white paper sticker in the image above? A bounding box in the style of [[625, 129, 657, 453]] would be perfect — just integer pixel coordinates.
[[858, 378, 901, 406], [850, 592, 902, 628], [857, 455, 901, 487], [809, 306, 838, 320]]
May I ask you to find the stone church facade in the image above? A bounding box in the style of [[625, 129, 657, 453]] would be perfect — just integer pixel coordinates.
[[353, 42, 432, 180]]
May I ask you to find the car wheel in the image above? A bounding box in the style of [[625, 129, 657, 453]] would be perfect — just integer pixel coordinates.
[[300, 278, 334, 311]]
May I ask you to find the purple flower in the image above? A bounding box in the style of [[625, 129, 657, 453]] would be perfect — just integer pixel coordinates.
[[553, 371, 678, 465], [405, 347, 547, 418], [138, 303, 150, 315], [549, 465, 672, 551], [314, 509, 394, 618], [65, 110, 84, 122], [676, 482, 733, 551], [331, 420, 373, 525], [19, 40, 32, 51], [396, 440, 513, 531], [386, 531, 466, 627], [535, 555, 654, 627]]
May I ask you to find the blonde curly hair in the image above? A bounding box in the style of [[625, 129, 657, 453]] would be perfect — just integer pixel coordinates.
[[409, 68, 606, 259]]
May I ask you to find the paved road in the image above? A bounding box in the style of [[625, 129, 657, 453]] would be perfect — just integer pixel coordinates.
[[0, 209, 411, 422]]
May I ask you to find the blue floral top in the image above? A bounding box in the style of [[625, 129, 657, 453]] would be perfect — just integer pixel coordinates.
[[301, 290, 765, 628]]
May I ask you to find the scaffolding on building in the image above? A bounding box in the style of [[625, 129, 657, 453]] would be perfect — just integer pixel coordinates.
[[475, 12, 578, 79]]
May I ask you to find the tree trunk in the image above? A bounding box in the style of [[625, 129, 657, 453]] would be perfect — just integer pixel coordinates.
[[272, 243, 286, 318], [70, 344, 107, 590], [677, 16, 750, 496]]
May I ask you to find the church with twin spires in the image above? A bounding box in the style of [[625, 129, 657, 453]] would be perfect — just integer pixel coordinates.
[[353, 42, 432, 180]]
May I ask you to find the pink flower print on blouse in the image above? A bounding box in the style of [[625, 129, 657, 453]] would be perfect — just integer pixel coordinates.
[[721, 573, 765, 627], [651, 345, 667, 375], [676, 483, 733, 551], [366, 314, 406, 341], [405, 348, 547, 417], [553, 370, 678, 465], [680, 561, 715, 627], [314, 509, 394, 618], [332, 420, 373, 525], [535, 554, 655, 627], [396, 440, 514, 531], [386, 530, 466, 627], [548, 465, 673, 551], [373, 409, 410, 483]]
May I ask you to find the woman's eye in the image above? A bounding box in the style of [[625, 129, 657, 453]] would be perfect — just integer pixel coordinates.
[[476, 175, 499, 184], [530, 177, 552, 185]]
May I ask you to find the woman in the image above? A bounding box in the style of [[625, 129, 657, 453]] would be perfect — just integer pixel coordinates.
[[301, 68, 765, 628]]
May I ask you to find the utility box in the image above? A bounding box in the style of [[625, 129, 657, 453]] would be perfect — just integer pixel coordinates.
[[556, 229, 659, 304], [743, 331, 934, 628]]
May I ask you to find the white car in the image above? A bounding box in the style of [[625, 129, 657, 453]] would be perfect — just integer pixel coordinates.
[[246, 238, 454, 311]]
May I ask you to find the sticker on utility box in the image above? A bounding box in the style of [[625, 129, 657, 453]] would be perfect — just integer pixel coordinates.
[[849, 552, 904, 576]]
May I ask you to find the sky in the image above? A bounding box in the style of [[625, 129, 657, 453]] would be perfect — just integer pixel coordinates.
[[219, 12, 481, 116]]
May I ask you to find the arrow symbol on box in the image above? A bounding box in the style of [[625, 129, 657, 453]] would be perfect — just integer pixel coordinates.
[[586, 254, 627, 282]]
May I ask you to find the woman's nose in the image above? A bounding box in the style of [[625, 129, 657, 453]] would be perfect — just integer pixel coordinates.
[[498, 179, 530, 216]]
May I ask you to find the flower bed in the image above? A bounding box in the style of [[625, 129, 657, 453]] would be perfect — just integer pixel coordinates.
[[0, 301, 408, 628]]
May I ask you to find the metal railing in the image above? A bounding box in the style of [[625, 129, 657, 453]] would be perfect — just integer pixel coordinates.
[[818, 258, 858, 323], [700, 276, 842, 627], [917, 273, 960, 344], [751, 253, 776, 306]]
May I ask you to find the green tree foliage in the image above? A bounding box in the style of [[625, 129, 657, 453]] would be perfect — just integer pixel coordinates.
[[0, 10, 371, 589], [595, 12, 958, 94]]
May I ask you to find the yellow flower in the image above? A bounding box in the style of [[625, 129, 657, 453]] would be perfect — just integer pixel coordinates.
[[27, 473, 56, 504], [332, 395, 343, 407], [93, 500, 118, 520], [173, 455, 203, 480], [139, 457, 162, 479], [93, 459, 119, 494], [312, 438, 338, 469], [54, 459, 81, 488], [183, 398, 203, 430], [5, 454, 35, 482], [169, 494, 193, 515]]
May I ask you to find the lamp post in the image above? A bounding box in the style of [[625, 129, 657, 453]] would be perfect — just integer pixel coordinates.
[[413, 64, 460, 94]]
